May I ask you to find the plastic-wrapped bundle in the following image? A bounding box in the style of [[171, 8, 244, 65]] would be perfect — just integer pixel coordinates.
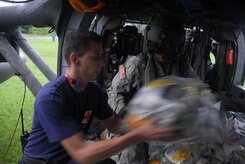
[[223, 111, 245, 146], [124, 76, 215, 131], [195, 106, 223, 144]]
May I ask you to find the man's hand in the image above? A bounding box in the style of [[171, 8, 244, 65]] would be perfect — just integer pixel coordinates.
[[129, 117, 180, 142]]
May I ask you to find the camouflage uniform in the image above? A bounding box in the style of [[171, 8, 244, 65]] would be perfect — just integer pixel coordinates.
[[108, 54, 146, 117], [107, 54, 147, 164]]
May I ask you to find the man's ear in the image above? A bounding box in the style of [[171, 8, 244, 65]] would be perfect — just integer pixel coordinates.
[[70, 53, 80, 66]]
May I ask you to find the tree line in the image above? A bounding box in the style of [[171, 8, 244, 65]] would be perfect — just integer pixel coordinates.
[[20, 25, 54, 36]]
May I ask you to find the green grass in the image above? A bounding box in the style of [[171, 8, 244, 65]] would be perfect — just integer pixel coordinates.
[[0, 37, 58, 164]]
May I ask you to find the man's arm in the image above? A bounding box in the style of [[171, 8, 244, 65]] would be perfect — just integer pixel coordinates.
[[61, 129, 139, 164], [61, 116, 176, 164], [102, 114, 130, 134]]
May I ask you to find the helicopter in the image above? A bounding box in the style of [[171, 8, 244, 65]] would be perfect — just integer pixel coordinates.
[[0, 0, 244, 111], [0, 0, 245, 163]]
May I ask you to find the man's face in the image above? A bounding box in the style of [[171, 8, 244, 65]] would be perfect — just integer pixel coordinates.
[[154, 51, 168, 64], [77, 41, 104, 81]]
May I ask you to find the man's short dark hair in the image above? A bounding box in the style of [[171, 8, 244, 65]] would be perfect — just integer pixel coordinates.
[[63, 30, 102, 65]]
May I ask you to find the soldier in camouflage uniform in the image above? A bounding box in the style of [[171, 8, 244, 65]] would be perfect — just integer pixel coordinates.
[[107, 18, 182, 119], [106, 48, 178, 164], [104, 17, 186, 163]]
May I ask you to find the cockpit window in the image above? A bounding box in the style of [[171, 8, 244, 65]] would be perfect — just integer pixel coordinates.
[[124, 23, 147, 34]]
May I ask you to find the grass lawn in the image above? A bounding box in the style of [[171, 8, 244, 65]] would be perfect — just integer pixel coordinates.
[[0, 37, 58, 164]]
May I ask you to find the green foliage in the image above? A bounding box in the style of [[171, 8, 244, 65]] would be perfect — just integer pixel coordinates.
[[30, 27, 54, 36], [0, 37, 58, 164], [19, 25, 32, 34], [19, 26, 54, 36]]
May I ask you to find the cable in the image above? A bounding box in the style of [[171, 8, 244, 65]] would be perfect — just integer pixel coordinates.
[[4, 77, 26, 160], [0, 0, 35, 3], [20, 83, 27, 135]]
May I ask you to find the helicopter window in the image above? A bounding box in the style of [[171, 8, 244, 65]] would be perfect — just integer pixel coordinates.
[[124, 22, 147, 34], [209, 52, 216, 65], [210, 39, 217, 65], [243, 70, 245, 87]]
